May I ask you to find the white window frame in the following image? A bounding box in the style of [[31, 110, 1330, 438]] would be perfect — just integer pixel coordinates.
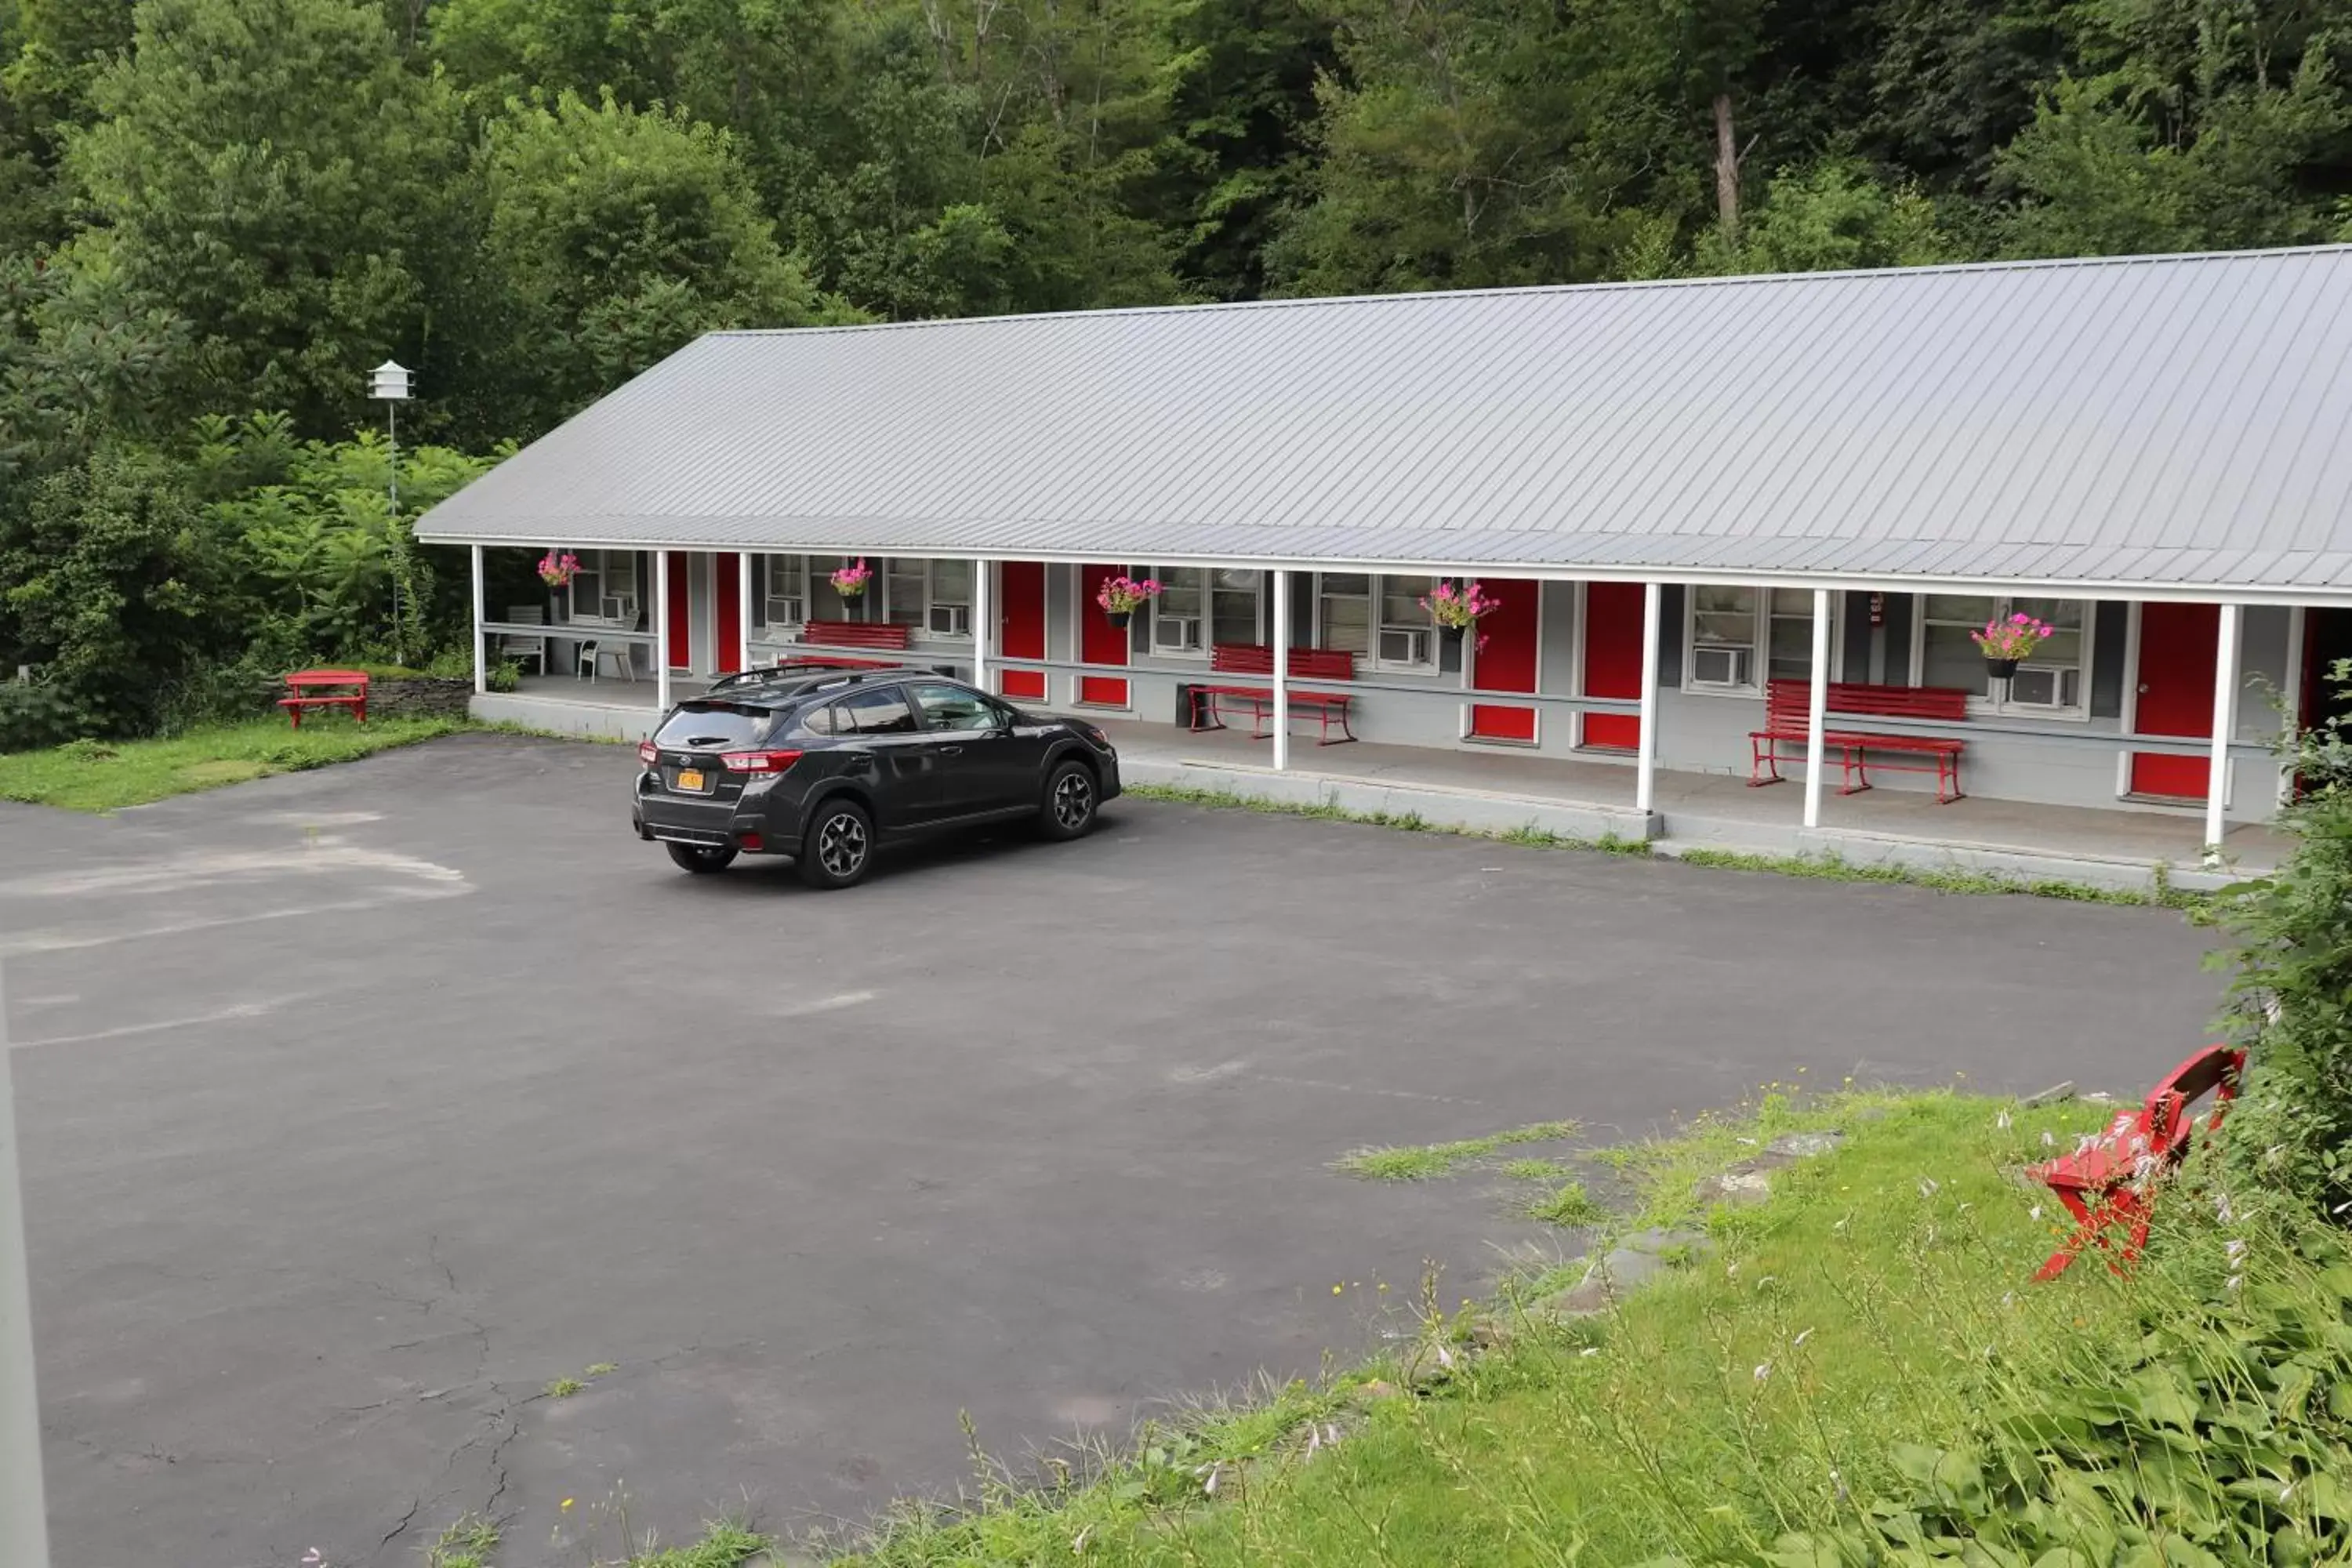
[[880, 557, 975, 639], [560, 548, 640, 626], [755, 554, 807, 631], [1313, 573, 1444, 673], [1909, 593, 2093, 721], [1681, 585, 1839, 696], [1145, 567, 1261, 659]]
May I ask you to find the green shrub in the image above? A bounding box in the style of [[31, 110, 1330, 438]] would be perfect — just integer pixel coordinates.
[[2205, 662, 2352, 1225], [0, 679, 85, 753]]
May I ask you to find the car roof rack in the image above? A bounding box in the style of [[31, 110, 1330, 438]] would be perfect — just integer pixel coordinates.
[[703, 660, 927, 699]]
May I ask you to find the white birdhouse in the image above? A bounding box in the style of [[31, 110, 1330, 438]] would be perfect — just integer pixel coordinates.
[[369, 359, 412, 401]]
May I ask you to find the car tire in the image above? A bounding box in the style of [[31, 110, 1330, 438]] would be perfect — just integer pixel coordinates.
[[666, 843, 739, 873], [799, 798, 875, 890], [1038, 759, 1099, 841]]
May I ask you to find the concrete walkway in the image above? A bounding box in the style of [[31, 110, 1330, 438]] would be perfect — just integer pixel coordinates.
[[1103, 721, 2287, 895]]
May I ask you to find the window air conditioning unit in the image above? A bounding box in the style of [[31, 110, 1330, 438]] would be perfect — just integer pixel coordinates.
[[1379, 627, 1432, 666], [929, 603, 971, 636], [601, 595, 630, 622], [1690, 644, 1751, 687], [765, 596, 804, 626], [1155, 615, 1203, 652], [2006, 665, 2078, 710]]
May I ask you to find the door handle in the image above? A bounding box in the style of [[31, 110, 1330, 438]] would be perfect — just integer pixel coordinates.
[[939, 745, 964, 756]]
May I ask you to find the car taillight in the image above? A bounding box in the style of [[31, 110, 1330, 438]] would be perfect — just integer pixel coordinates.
[[722, 748, 802, 775], [637, 741, 658, 766]]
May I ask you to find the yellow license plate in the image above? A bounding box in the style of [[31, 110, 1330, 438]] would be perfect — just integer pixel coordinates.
[[676, 768, 706, 792]]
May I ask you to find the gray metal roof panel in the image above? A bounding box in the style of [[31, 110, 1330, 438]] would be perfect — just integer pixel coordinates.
[[417, 246, 2352, 593]]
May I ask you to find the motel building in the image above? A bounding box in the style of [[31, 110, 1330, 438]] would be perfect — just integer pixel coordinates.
[[414, 244, 2352, 889]]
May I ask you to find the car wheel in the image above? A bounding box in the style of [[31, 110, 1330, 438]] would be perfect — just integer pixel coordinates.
[[1038, 760, 1098, 841], [666, 843, 739, 873], [799, 799, 874, 889]]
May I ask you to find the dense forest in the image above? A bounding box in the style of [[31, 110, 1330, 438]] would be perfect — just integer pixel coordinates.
[[3, 0, 2350, 740]]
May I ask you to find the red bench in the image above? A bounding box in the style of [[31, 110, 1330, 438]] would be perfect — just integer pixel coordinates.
[[794, 619, 914, 669], [1749, 679, 1969, 803], [2027, 1045, 2245, 1282], [1192, 644, 1358, 745], [278, 668, 369, 728]]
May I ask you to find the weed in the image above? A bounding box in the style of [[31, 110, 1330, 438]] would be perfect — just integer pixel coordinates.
[[1497, 1156, 1572, 1181], [544, 1377, 583, 1398], [586, 1361, 619, 1376], [1334, 1120, 1579, 1181], [1523, 1180, 1606, 1226], [1127, 782, 1646, 856], [621, 1523, 767, 1567], [426, 1515, 499, 1568]]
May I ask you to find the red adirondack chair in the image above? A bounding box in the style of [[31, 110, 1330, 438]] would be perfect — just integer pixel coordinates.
[[2026, 1044, 2245, 1283]]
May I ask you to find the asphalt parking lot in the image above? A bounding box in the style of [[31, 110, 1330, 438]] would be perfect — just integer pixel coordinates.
[[1, 733, 2223, 1566]]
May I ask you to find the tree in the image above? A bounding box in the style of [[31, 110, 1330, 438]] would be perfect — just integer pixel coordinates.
[[475, 90, 841, 431], [67, 0, 470, 437]]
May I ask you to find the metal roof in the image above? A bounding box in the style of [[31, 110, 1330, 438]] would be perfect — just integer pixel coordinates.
[[416, 245, 2352, 598]]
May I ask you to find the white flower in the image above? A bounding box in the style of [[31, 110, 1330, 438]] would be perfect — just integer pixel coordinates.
[[1073, 1526, 1094, 1552], [1793, 1327, 1814, 1347], [1578, 1347, 1599, 1358], [2042, 1131, 2056, 1149], [2213, 1192, 2235, 1225], [1918, 1177, 1940, 1197], [2001, 1292, 2016, 1309], [2030, 1205, 2043, 1221], [1753, 1362, 1773, 1383], [2227, 1274, 2244, 1291], [2226, 1239, 2248, 1265], [1995, 1109, 2012, 1130]]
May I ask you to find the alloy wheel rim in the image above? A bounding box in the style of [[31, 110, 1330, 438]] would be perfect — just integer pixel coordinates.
[[1054, 773, 1092, 829], [818, 813, 867, 876]]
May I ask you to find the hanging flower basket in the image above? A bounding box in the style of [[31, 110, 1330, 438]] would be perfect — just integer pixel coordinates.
[[1422, 579, 1499, 653], [537, 551, 582, 589], [1972, 612, 2052, 680], [1095, 575, 1163, 629], [830, 557, 873, 598]]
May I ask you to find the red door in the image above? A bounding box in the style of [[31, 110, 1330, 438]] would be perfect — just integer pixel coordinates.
[[1468, 578, 1540, 742], [1000, 562, 1047, 700], [2131, 601, 2220, 799], [1078, 564, 1130, 706], [1581, 581, 1643, 750], [714, 553, 742, 674], [665, 551, 691, 671]]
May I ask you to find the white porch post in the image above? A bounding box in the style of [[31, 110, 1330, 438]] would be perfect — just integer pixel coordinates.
[[2205, 601, 2242, 858], [1272, 568, 1292, 772], [470, 544, 486, 696], [0, 964, 53, 1568], [655, 550, 672, 714], [972, 558, 992, 693], [737, 552, 753, 674], [1635, 580, 1662, 815], [1802, 587, 1832, 829]]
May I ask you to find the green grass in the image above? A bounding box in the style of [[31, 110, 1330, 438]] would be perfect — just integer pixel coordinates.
[[1332, 1120, 1580, 1181], [1671, 844, 2201, 909], [621, 1523, 768, 1567], [1522, 1178, 1606, 1226], [814, 1088, 2284, 1567], [1496, 1156, 1573, 1182], [0, 716, 470, 811], [544, 1376, 584, 1398], [1124, 782, 1646, 854]]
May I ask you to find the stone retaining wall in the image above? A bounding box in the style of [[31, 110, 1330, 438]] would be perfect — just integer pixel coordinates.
[[368, 677, 473, 719]]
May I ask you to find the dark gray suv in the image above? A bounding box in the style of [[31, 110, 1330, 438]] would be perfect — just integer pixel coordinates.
[[631, 663, 1121, 889]]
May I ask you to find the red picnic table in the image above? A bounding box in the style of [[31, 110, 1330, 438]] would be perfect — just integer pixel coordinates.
[[278, 668, 370, 728]]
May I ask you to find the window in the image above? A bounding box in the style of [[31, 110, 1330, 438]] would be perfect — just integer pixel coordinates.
[[881, 559, 975, 637], [758, 556, 806, 629], [1685, 586, 1828, 694], [1917, 594, 2089, 717], [837, 685, 919, 735], [909, 682, 1003, 732], [563, 549, 640, 625], [1319, 574, 1441, 669], [654, 702, 773, 749], [1149, 568, 1260, 655]]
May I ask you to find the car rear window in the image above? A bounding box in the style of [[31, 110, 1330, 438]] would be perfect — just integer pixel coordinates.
[[655, 703, 775, 750]]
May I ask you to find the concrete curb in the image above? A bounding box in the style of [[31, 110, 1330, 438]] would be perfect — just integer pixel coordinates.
[[1122, 757, 1661, 844]]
